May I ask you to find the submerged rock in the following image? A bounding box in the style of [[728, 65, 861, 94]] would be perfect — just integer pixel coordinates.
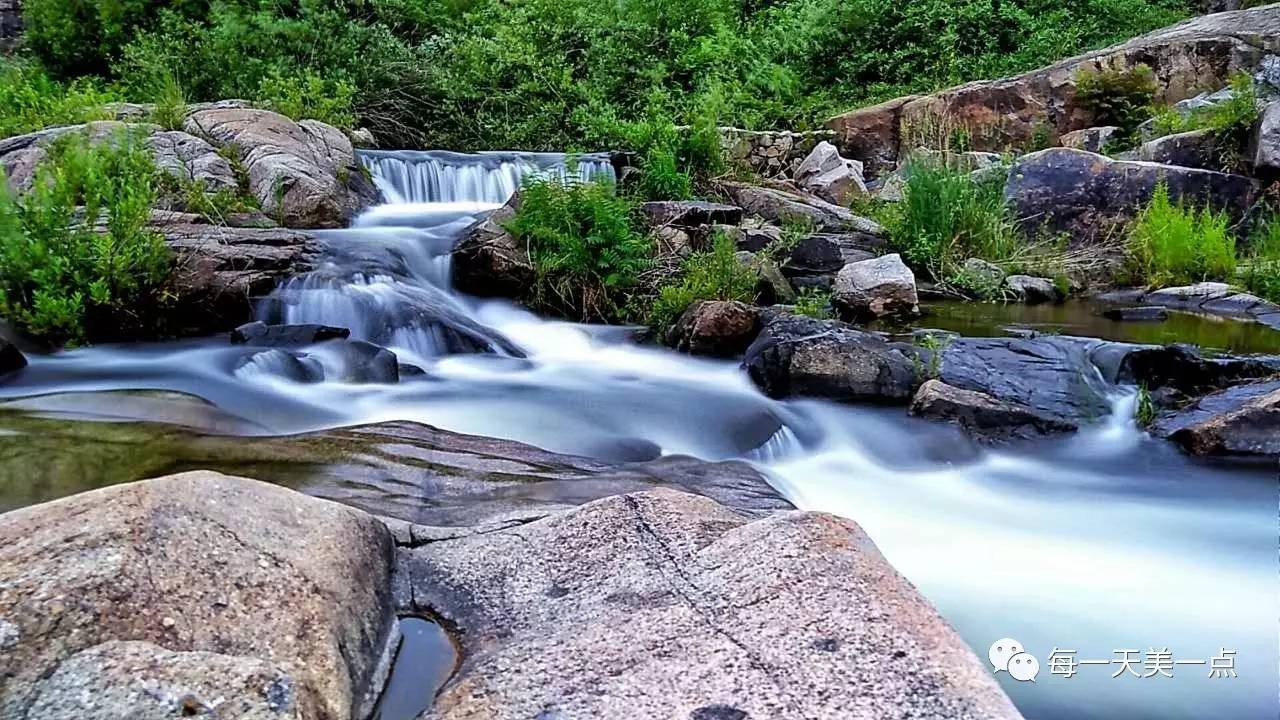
[[230, 320, 350, 346], [452, 194, 533, 299], [910, 379, 1076, 442], [832, 253, 920, 320], [744, 314, 918, 402], [400, 488, 1023, 720], [0, 471, 398, 720], [1103, 306, 1169, 322], [1152, 380, 1280, 459], [666, 300, 761, 357]]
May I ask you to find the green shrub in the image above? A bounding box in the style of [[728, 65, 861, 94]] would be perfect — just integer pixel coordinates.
[[885, 156, 1021, 282], [256, 71, 357, 129], [1134, 384, 1156, 427], [792, 287, 831, 319], [148, 71, 188, 131], [1242, 216, 1280, 303], [1125, 183, 1235, 288], [1147, 72, 1259, 167], [1074, 64, 1157, 147], [648, 231, 758, 333], [505, 177, 653, 320], [0, 132, 170, 344], [0, 63, 117, 138]]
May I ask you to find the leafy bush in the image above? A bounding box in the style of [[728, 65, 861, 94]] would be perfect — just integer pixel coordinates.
[[648, 231, 758, 332], [256, 71, 358, 129], [884, 156, 1021, 283], [505, 177, 653, 320], [792, 287, 831, 319], [0, 132, 170, 344], [1074, 64, 1157, 147], [0, 63, 118, 138], [1125, 183, 1235, 288]]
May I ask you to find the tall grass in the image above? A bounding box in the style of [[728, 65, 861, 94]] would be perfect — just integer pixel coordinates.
[[505, 176, 653, 321], [1125, 183, 1235, 288], [648, 231, 758, 333], [1242, 217, 1280, 303]]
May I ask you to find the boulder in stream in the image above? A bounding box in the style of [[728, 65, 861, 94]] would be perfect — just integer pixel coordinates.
[[399, 488, 1023, 720], [231, 320, 351, 346], [0, 471, 398, 720], [1151, 379, 1280, 458], [452, 194, 534, 299], [666, 300, 761, 357], [832, 253, 920, 320], [910, 379, 1077, 442]]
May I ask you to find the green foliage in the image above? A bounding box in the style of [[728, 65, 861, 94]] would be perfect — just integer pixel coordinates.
[[911, 332, 950, 379], [884, 156, 1021, 283], [148, 71, 188, 131], [1242, 216, 1280, 303], [0, 62, 118, 138], [1134, 384, 1156, 427], [0, 132, 170, 344], [505, 177, 653, 320], [649, 231, 758, 333], [1125, 183, 1235, 288], [792, 287, 831, 319], [256, 71, 358, 129], [1147, 72, 1259, 157], [1074, 64, 1157, 147]]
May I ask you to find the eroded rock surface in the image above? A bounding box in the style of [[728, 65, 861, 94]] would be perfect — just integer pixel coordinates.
[[399, 488, 1023, 720], [667, 300, 761, 357], [0, 471, 397, 720], [1152, 379, 1280, 458]]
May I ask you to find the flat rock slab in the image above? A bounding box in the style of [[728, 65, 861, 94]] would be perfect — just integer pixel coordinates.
[[400, 488, 1022, 720], [0, 471, 397, 720]]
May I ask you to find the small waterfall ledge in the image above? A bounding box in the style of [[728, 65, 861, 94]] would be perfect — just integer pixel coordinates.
[[359, 149, 616, 205]]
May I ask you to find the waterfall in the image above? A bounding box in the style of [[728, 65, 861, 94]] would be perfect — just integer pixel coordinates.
[[359, 150, 617, 205]]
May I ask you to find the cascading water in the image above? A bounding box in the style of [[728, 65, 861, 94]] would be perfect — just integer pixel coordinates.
[[1, 150, 1274, 720]]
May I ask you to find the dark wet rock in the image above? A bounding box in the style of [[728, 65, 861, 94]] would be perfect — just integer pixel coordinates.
[[1151, 380, 1280, 458], [1139, 128, 1224, 171], [1004, 148, 1258, 245], [781, 233, 879, 279], [936, 336, 1114, 430], [1115, 343, 1280, 396], [182, 107, 378, 228], [230, 320, 350, 346], [721, 182, 885, 234], [452, 194, 533, 298], [745, 314, 918, 402], [832, 253, 920, 320], [910, 379, 1077, 442], [332, 340, 400, 384], [400, 489, 1022, 720], [1005, 274, 1063, 304], [0, 471, 398, 720], [0, 338, 25, 376], [160, 218, 324, 338], [731, 223, 784, 253], [1103, 306, 1170, 321], [639, 200, 743, 228], [234, 348, 324, 384], [1060, 126, 1120, 153], [666, 301, 761, 357]]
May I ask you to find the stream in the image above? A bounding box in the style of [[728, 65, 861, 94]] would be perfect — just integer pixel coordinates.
[[0, 150, 1275, 720]]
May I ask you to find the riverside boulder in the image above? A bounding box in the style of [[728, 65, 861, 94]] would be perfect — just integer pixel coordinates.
[[745, 314, 918, 402], [833, 253, 919, 320], [793, 140, 868, 205], [1004, 148, 1257, 245], [183, 106, 378, 228], [910, 379, 1077, 442], [400, 488, 1023, 720], [0, 471, 398, 720], [451, 194, 533, 298], [666, 300, 760, 357], [0, 338, 24, 376], [1151, 379, 1280, 458]]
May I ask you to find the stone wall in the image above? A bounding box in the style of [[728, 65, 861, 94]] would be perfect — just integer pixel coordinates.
[[720, 127, 836, 178]]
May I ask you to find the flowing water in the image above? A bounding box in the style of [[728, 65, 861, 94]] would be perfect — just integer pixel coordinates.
[[0, 150, 1275, 720]]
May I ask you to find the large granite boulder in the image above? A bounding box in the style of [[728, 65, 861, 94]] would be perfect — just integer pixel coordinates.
[[0, 471, 398, 720], [1138, 128, 1225, 171], [451, 194, 533, 299], [1004, 148, 1257, 245], [793, 140, 868, 205], [146, 130, 240, 194], [832, 253, 919, 320], [826, 5, 1280, 166], [744, 314, 918, 402], [721, 182, 885, 234], [1253, 101, 1280, 176], [934, 336, 1115, 432], [399, 488, 1023, 720], [666, 300, 761, 357], [1151, 379, 1280, 458], [183, 107, 378, 228]]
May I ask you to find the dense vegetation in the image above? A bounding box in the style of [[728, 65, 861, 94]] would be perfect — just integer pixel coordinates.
[[10, 0, 1194, 150], [0, 132, 171, 344]]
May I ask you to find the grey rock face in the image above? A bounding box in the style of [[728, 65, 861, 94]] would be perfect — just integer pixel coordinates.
[[183, 108, 378, 228], [666, 300, 761, 357], [1139, 128, 1225, 171], [1005, 274, 1063, 304], [833, 253, 919, 319], [745, 314, 918, 401], [737, 251, 796, 305], [0, 471, 398, 720], [722, 182, 884, 234], [1004, 148, 1257, 245], [1060, 126, 1120, 153], [400, 488, 1023, 720], [910, 379, 1077, 442], [640, 200, 744, 228], [146, 130, 240, 194], [1151, 379, 1280, 458], [793, 140, 868, 205], [230, 321, 351, 346], [451, 194, 533, 299], [1253, 101, 1280, 176]]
